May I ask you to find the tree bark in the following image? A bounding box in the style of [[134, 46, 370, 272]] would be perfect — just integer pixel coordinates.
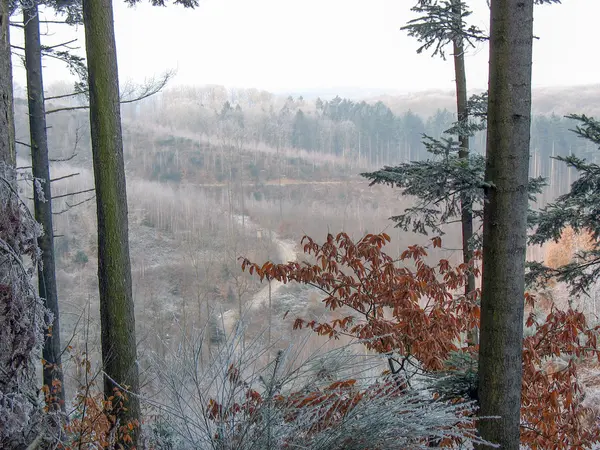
[[477, 0, 534, 447], [0, 0, 14, 166], [82, 0, 141, 445], [23, 2, 66, 411], [451, 0, 477, 345]]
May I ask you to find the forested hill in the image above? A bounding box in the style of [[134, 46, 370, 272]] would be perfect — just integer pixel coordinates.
[[20, 83, 600, 203], [277, 84, 600, 118], [120, 84, 600, 199]]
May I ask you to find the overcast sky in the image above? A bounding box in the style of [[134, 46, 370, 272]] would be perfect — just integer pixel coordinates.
[[14, 0, 600, 95]]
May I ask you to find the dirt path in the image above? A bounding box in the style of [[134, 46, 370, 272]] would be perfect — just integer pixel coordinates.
[[221, 215, 298, 332]]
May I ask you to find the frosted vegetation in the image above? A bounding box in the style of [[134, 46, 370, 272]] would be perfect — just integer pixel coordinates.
[[5, 76, 600, 449]]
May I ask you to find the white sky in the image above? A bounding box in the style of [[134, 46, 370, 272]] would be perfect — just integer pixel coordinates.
[[13, 0, 600, 95]]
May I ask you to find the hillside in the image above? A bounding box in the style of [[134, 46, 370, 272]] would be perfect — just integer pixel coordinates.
[[270, 84, 600, 117], [11, 83, 600, 421]]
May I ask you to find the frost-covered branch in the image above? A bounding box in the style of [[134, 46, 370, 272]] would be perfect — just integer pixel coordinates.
[[144, 320, 490, 449], [0, 163, 52, 448]]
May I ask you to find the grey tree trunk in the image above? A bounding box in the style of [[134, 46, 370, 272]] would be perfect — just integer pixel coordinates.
[[82, 0, 141, 445], [451, 0, 477, 345], [23, 3, 66, 411], [0, 0, 14, 166], [477, 0, 534, 447]]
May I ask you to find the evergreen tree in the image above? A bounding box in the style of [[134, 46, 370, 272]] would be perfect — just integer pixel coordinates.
[[528, 114, 600, 295], [23, 0, 66, 411], [379, 0, 486, 317], [477, 0, 535, 446], [82, 0, 197, 446], [82, 1, 141, 444]]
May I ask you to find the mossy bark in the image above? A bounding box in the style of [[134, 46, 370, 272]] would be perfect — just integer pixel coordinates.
[[24, 3, 66, 411], [477, 0, 534, 447], [82, 0, 141, 445]]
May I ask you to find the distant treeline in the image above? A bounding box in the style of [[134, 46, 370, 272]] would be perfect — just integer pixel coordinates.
[[129, 91, 598, 184], [31, 84, 598, 197]]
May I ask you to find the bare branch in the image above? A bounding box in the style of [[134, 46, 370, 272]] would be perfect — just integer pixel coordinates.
[[53, 195, 96, 215], [49, 152, 78, 162], [43, 39, 78, 50], [51, 188, 95, 200], [16, 140, 32, 148], [120, 70, 175, 104], [45, 91, 88, 101], [46, 105, 88, 115], [51, 173, 80, 183], [46, 70, 175, 114]]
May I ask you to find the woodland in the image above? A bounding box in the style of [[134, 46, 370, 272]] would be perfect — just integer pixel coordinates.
[[1, 0, 600, 449]]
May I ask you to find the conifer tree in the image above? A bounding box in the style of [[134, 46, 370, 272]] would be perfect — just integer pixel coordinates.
[[363, 0, 487, 343], [81, 0, 197, 446], [23, 0, 67, 411], [476, 0, 535, 446], [528, 114, 600, 296]]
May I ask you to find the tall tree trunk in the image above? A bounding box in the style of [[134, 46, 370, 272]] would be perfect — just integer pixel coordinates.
[[477, 0, 534, 447], [82, 0, 141, 445], [1, 3, 46, 446], [23, 3, 66, 411], [0, 0, 14, 166], [451, 0, 477, 344]]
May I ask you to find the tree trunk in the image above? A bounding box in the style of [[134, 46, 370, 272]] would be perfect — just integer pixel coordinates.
[[451, 0, 477, 345], [0, 0, 14, 166], [477, 0, 534, 447], [82, 0, 141, 445], [23, 3, 66, 411]]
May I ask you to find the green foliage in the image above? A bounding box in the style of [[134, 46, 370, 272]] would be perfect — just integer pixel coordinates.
[[363, 150, 488, 237], [402, 0, 487, 60], [362, 99, 546, 242], [528, 114, 600, 294], [43, 1, 83, 25], [73, 249, 89, 265], [151, 150, 182, 183], [430, 350, 478, 402], [444, 92, 488, 136]]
